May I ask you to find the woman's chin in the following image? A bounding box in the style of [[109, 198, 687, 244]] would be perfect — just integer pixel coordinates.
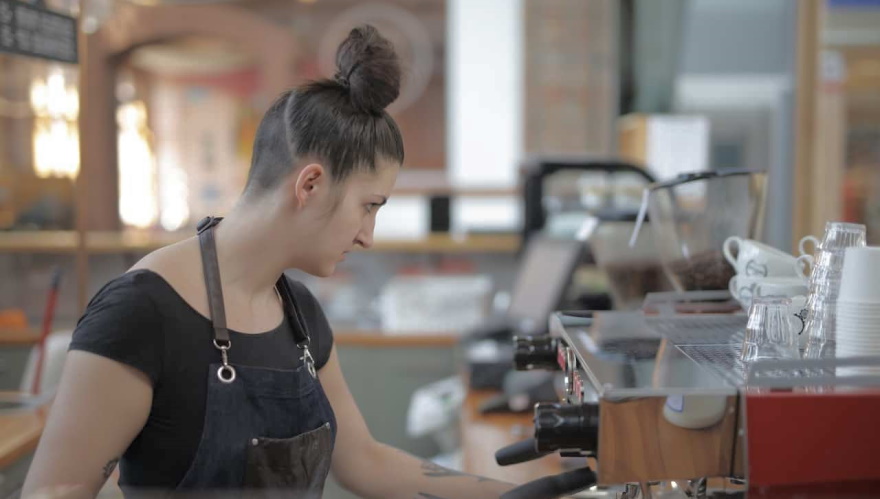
[[322, 265, 338, 277], [313, 262, 338, 278]]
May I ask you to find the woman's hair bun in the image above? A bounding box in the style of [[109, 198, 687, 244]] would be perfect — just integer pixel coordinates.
[[334, 24, 401, 113]]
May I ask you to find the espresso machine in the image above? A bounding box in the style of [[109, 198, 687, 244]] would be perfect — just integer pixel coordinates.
[[490, 170, 880, 498], [494, 310, 880, 499]]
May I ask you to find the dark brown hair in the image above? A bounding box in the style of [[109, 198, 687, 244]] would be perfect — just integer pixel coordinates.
[[244, 24, 404, 196]]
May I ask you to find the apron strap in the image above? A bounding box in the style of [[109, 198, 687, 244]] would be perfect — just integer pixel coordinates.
[[275, 274, 311, 348], [276, 272, 317, 377], [197, 216, 230, 345]]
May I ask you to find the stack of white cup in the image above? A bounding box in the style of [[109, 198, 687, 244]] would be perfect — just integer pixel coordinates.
[[723, 237, 809, 345], [724, 237, 808, 310], [836, 247, 880, 375]]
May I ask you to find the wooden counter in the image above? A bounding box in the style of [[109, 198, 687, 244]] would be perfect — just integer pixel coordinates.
[[0, 402, 46, 469], [334, 329, 459, 348], [460, 390, 572, 484]]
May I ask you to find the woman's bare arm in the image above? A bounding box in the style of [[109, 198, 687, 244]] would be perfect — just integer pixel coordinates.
[[319, 346, 516, 499], [21, 351, 152, 499]]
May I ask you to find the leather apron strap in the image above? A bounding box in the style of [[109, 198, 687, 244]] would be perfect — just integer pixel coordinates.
[[276, 275, 316, 377], [197, 216, 229, 344], [196, 216, 236, 382]]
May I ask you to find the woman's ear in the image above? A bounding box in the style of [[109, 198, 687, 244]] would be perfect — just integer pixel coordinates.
[[290, 163, 326, 209]]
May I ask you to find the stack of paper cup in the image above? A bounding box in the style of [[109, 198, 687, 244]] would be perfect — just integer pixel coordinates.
[[836, 246, 880, 375]]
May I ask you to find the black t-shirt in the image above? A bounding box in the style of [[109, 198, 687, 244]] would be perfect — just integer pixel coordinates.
[[68, 269, 335, 490]]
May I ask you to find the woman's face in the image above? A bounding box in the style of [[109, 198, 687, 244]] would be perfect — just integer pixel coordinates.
[[299, 159, 399, 277]]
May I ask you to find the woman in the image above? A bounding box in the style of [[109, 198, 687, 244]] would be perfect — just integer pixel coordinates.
[[22, 26, 517, 499]]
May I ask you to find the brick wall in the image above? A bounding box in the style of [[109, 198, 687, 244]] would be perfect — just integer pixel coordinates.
[[524, 0, 618, 155]]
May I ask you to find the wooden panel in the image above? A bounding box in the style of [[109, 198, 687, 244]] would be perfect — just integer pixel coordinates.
[[75, 25, 91, 313], [597, 395, 738, 484], [617, 114, 649, 167], [791, 0, 823, 251], [733, 396, 746, 478], [809, 54, 845, 236]]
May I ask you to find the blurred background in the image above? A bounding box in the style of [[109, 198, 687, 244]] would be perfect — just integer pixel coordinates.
[[0, 0, 878, 497]]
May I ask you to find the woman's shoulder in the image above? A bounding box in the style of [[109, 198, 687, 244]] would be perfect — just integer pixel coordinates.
[[72, 272, 171, 387], [129, 238, 200, 288], [89, 269, 164, 307], [125, 238, 208, 308], [83, 239, 200, 326]]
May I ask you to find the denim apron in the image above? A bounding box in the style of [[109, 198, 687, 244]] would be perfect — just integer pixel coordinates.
[[170, 216, 337, 497]]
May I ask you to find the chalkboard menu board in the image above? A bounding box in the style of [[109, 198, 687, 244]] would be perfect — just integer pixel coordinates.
[[0, 0, 77, 63]]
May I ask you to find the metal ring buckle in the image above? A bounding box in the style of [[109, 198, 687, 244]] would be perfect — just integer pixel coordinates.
[[213, 339, 231, 351], [217, 365, 236, 383], [300, 347, 317, 378]]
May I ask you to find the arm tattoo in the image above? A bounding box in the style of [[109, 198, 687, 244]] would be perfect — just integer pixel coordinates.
[[420, 459, 464, 478], [420, 460, 496, 483], [102, 458, 119, 480]]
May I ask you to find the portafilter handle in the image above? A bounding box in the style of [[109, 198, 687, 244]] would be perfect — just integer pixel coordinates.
[[500, 467, 597, 499], [534, 402, 599, 454], [513, 336, 561, 371], [495, 438, 553, 466]]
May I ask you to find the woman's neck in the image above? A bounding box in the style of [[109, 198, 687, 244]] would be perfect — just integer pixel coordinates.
[[211, 202, 294, 297]]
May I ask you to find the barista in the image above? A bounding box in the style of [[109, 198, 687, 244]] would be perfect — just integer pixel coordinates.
[[22, 25, 516, 499]]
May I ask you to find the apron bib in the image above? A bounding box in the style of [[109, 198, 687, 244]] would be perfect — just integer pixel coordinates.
[[170, 216, 336, 497]]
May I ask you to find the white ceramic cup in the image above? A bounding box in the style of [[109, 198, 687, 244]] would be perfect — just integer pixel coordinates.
[[728, 275, 808, 309], [838, 246, 880, 303], [723, 237, 799, 278]]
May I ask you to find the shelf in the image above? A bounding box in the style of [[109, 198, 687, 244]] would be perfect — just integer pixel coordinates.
[[86, 230, 189, 254], [0, 231, 521, 254], [390, 170, 519, 197], [0, 230, 189, 254], [0, 231, 79, 253]]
